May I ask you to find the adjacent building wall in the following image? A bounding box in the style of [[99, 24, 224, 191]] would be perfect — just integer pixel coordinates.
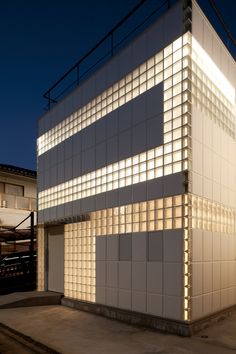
[[0, 172, 36, 228]]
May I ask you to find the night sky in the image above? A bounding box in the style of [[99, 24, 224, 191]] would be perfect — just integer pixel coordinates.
[[0, 0, 235, 171]]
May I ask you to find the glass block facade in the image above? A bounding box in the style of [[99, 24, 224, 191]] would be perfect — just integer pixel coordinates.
[[37, 0, 236, 327]]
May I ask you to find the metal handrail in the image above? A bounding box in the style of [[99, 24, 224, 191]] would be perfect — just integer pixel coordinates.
[[0, 192, 36, 211], [42, 0, 236, 111], [43, 0, 171, 110]]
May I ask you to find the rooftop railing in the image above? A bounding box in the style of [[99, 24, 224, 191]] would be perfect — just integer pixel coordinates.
[[43, 0, 236, 111], [43, 0, 172, 110]]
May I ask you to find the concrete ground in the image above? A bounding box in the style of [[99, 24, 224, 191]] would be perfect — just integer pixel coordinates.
[[0, 331, 36, 354], [0, 291, 62, 309], [0, 305, 236, 354]]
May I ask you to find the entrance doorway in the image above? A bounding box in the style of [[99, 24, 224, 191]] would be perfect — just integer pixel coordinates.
[[48, 226, 64, 293]]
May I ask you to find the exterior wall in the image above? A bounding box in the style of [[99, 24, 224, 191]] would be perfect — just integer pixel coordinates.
[[191, 1, 236, 320], [37, 0, 191, 323], [37, 0, 236, 325], [64, 196, 186, 320]]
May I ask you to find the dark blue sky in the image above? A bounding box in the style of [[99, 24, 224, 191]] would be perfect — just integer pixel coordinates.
[[0, 0, 235, 171]]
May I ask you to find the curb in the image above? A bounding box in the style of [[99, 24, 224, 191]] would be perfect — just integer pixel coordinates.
[[0, 322, 61, 354]]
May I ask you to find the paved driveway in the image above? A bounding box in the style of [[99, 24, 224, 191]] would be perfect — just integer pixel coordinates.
[[0, 305, 236, 354]]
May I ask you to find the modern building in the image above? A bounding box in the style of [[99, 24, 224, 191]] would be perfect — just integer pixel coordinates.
[[0, 164, 37, 254], [37, 0, 236, 335]]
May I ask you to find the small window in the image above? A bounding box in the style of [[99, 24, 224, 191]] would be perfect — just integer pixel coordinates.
[[5, 183, 23, 196], [0, 182, 4, 193]]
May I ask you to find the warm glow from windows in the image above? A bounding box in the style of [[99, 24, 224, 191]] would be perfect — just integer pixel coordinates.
[[192, 37, 235, 104], [39, 33, 192, 211], [37, 34, 192, 156], [38, 142, 187, 210], [37, 46, 165, 156], [64, 195, 184, 301]]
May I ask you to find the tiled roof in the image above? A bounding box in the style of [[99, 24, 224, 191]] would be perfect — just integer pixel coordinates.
[[0, 164, 36, 178]]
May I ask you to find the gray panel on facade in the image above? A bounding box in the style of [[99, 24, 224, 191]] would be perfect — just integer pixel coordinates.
[[57, 204, 65, 219], [42, 172, 185, 222], [118, 103, 132, 132], [95, 142, 106, 168], [96, 236, 106, 261], [81, 125, 95, 151], [119, 129, 132, 160], [96, 118, 107, 143], [81, 197, 95, 214], [119, 234, 132, 261], [148, 231, 163, 261], [65, 203, 73, 217], [57, 142, 65, 164], [48, 231, 64, 293], [146, 84, 163, 119], [49, 206, 57, 221], [72, 154, 81, 178], [65, 137, 73, 160], [57, 162, 65, 185], [132, 182, 147, 203], [65, 158, 73, 181], [107, 136, 118, 164], [147, 114, 163, 149], [95, 194, 106, 211], [72, 133, 82, 156], [132, 122, 147, 154], [163, 172, 185, 196], [132, 232, 147, 261], [106, 235, 119, 261], [132, 93, 146, 125], [38, 84, 164, 191], [107, 111, 118, 138], [147, 178, 163, 200], [106, 189, 119, 209], [38, 82, 164, 193], [82, 147, 95, 173], [119, 186, 132, 206]]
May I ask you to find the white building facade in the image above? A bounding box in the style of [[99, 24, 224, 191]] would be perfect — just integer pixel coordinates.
[[0, 164, 37, 254], [37, 0, 236, 334]]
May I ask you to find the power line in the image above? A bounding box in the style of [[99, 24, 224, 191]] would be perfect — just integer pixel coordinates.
[[207, 0, 236, 49]]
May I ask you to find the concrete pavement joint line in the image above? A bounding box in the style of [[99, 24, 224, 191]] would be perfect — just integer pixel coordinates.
[[0, 322, 61, 354]]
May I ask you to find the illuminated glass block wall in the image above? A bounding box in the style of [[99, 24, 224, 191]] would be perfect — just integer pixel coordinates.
[[64, 195, 185, 302], [189, 0, 236, 321], [37, 0, 236, 324], [38, 28, 192, 321]]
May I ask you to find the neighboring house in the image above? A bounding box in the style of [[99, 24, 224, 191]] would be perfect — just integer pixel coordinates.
[[37, 0, 236, 335], [0, 164, 37, 254]]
